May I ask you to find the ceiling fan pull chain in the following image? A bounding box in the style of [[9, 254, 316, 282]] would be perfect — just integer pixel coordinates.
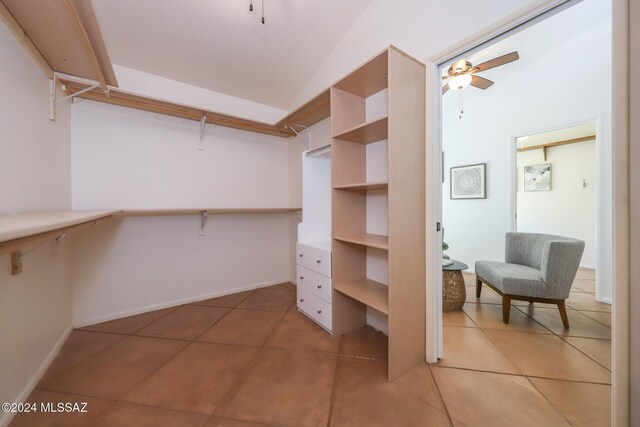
[[262, 0, 265, 24], [459, 89, 464, 119]]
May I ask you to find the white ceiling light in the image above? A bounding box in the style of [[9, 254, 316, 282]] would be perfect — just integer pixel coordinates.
[[448, 74, 472, 90]]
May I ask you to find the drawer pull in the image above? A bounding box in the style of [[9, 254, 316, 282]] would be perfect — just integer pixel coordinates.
[[299, 298, 304, 302], [299, 276, 304, 280], [317, 285, 322, 289], [316, 260, 321, 263], [317, 310, 322, 314], [299, 254, 303, 257]]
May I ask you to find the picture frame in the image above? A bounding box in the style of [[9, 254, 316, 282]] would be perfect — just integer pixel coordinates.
[[450, 163, 486, 199], [524, 164, 552, 191]]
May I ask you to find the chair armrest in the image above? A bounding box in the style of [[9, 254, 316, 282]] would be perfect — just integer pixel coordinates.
[[540, 240, 585, 288]]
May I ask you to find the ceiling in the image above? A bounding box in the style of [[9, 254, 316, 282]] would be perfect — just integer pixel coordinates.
[[91, 0, 372, 110]]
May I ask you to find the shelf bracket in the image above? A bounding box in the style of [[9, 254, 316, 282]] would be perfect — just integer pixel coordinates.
[[49, 72, 109, 122], [198, 115, 206, 151], [11, 251, 22, 276], [199, 210, 208, 236]]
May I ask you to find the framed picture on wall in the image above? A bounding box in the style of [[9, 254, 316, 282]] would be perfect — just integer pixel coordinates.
[[524, 164, 552, 191], [450, 163, 486, 199]]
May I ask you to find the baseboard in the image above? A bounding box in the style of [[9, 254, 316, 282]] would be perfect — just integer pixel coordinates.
[[73, 278, 293, 328], [0, 324, 73, 427], [597, 296, 612, 304]]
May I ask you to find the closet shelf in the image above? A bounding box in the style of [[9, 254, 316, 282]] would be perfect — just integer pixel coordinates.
[[334, 278, 389, 315], [119, 208, 301, 217], [333, 181, 388, 191], [333, 232, 389, 250], [333, 116, 388, 144]]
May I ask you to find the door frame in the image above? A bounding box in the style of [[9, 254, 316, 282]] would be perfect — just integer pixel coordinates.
[[424, 0, 630, 424]]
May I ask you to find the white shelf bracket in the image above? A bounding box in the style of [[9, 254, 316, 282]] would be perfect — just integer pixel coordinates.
[[199, 210, 208, 236], [49, 72, 108, 122], [198, 115, 206, 151]]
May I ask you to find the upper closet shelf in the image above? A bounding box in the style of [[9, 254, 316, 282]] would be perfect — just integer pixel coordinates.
[[334, 116, 388, 144], [119, 208, 301, 217], [333, 181, 388, 191]]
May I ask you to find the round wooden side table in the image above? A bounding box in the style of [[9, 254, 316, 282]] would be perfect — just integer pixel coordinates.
[[443, 260, 469, 312]]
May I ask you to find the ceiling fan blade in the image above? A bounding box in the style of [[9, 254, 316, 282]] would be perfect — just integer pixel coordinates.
[[442, 84, 449, 94], [470, 75, 494, 90], [473, 51, 519, 73]]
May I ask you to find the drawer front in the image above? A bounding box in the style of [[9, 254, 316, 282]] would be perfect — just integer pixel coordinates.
[[311, 296, 332, 331], [296, 243, 332, 277], [297, 265, 332, 304]]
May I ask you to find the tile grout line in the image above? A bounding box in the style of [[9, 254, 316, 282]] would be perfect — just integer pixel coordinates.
[[425, 364, 456, 426], [326, 333, 345, 427], [524, 376, 576, 426]]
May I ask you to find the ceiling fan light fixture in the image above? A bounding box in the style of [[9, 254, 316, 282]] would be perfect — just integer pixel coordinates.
[[448, 74, 472, 90]]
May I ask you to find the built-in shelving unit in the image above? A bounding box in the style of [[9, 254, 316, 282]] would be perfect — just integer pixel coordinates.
[[330, 46, 426, 381]]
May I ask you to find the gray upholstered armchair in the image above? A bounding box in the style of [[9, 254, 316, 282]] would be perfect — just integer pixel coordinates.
[[475, 232, 585, 328]]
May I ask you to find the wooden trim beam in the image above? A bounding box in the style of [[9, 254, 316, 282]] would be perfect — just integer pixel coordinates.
[[517, 134, 596, 153], [0, 1, 53, 78]]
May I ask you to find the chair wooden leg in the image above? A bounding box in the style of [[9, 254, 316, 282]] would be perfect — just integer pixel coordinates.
[[476, 277, 482, 298], [557, 300, 570, 329], [502, 295, 511, 324]]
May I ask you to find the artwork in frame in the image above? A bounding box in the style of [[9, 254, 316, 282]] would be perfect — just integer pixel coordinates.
[[450, 163, 486, 199], [524, 164, 552, 192]]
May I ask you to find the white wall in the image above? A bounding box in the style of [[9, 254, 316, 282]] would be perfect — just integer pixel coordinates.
[[70, 100, 299, 325], [0, 22, 73, 427], [516, 140, 597, 267], [441, 0, 612, 301]]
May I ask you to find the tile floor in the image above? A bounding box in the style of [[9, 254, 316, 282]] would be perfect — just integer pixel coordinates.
[[10, 269, 610, 426]]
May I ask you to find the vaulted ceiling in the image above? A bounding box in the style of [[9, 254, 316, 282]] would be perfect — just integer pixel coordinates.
[[91, 0, 372, 110]]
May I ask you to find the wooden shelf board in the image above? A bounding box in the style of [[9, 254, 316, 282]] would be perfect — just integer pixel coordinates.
[[334, 116, 388, 144], [276, 89, 330, 131], [334, 278, 389, 315], [120, 208, 301, 217], [333, 233, 389, 250], [0, 210, 120, 244], [333, 49, 388, 98], [333, 181, 388, 191]]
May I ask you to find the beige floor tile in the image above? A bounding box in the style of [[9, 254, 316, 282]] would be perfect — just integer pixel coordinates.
[[432, 367, 569, 426], [466, 285, 503, 305], [580, 310, 612, 328], [237, 289, 295, 311], [9, 389, 114, 427], [123, 342, 257, 414], [566, 292, 611, 312], [529, 378, 610, 427], [136, 305, 230, 340], [39, 336, 188, 399], [516, 306, 611, 339], [191, 290, 255, 308], [463, 303, 550, 334], [575, 268, 596, 281], [572, 279, 596, 293], [198, 308, 284, 346], [215, 347, 337, 427], [340, 326, 388, 360], [41, 331, 125, 382], [91, 402, 209, 427], [79, 307, 177, 334], [331, 358, 450, 426], [393, 364, 446, 412], [265, 311, 341, 354], [439, 326, 520, 374], [443, 310, 477, 327], [563, 337, 611, 370], [483, 330, 611, 383]]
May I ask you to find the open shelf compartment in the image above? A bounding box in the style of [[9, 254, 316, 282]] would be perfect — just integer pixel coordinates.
[[334, 278, 389, 315], [333, 233, 388, 250]]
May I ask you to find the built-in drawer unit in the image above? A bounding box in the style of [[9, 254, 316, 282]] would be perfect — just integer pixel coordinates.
[[297, 265, 332, 303], [296, 243, 332, 277], [296, 242, 332, 332]]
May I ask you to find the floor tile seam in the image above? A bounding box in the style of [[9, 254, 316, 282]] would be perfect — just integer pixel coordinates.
[[512, 305, 612, 340], [424, 363, 456, 426], [472, 326, 525, 375], [522, 374, 612, 386], [556, 336, 612, 372], [209, 302, 293, 422], [523, 375, 575, 426], [326, 334, 345, 427], [37, 333, 129, 386], [578, 311, 613, 329], [190, 307, 236, 343], [127, 305, 182, 335]]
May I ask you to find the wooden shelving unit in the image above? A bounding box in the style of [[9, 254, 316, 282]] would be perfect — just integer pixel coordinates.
[[330, 46, 425, 381], [333, 116, 388, 144], [333, 232, 389, 250], [334, 279, 389, 315], [333, 181, 388, 191]]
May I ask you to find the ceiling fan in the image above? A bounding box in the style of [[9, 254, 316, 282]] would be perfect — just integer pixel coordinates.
[[442, 51, 520, 94]]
